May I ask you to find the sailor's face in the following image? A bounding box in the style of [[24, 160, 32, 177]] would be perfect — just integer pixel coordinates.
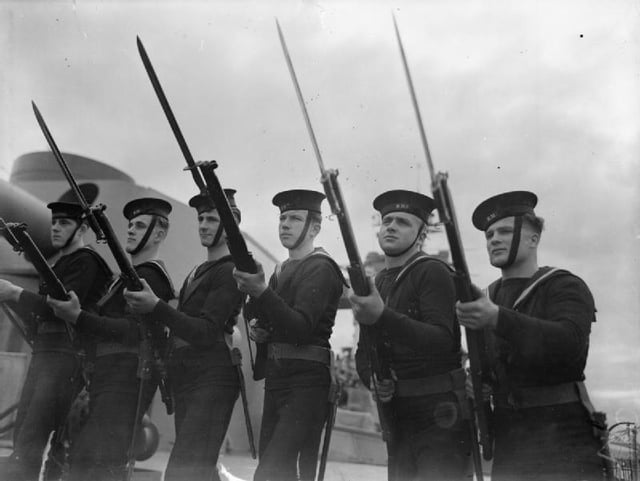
[[50, 217, 79, 249], [485, 216, 516, 267], [377, 212, 423, 256], [125, 214, 153, 253], [278, 210, 308, 249], [198, 209, 224, 247]]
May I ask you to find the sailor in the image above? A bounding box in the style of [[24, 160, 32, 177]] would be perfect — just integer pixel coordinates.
[[456, 191, 606, 480], [233, 189, 345, 481], [0, 198, 112, 481], [123, 190, 245, 481], [48, 197, 174, 481], [349, 189, 471, 481]]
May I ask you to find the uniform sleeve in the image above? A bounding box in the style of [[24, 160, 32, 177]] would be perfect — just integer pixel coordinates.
[[13, 251, 107, 325], [13, 290, 48, 321], [251, 260, 341, 344], [494, 274, 594, 367], [76, 264, 173, 344], [152, 263, 244, 347], [375, 261, 457, 350]]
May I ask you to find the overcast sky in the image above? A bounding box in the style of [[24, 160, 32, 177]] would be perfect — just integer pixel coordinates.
[[1, 0, 639, 419]]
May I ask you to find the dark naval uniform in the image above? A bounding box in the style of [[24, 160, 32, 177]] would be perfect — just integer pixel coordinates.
[[468, 191, 606, 480], [66, 260, 173, 481], [486, 267, 604, 479], [151, 255, 244, 481], [7, 247, 111, 481], [248, 248, 344, 481], [2, 202, 112, 481], [355, 252, 470, 481]]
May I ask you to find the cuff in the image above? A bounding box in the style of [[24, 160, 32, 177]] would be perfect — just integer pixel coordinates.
[[373, 306, 395, 329], [495, 306, 516, 338]]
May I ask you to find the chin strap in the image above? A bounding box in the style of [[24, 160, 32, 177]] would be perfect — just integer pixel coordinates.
[[209, 222, 224, 248], [385, 224, 425, 258], [290, 215, 313, 251], [503, 216, 523, 268], [129, 216, 158, 256], [59, 220, 82, 251]]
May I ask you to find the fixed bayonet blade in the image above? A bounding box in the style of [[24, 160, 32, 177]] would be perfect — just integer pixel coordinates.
[[136, 36, 207, 194], [31, 101, 92, 209], [31, 101, 106, 241], [275, 19, 327, 173], [392, 14, 437, 182]]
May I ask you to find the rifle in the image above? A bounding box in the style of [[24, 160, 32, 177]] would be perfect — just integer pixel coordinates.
[[136, 38, 258, 274], [275, 20, 395, 478], [31, 102, 106, 243], [136, 35, 258, 451], [392, 14, 493, 474], [30, 106, 173, 480], [0, 218, 75, 344]]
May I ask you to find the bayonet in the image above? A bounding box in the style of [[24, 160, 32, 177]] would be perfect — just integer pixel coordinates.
[[31, 101, 105, 242], [392, 14, 493, 476], [136, 37, 207, 194]]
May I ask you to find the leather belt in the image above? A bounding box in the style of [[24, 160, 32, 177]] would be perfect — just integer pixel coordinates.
[[96, 342, 138, 357], [267, 342, 331, 366], [500, 382, 581, 409], [395, 368, 466, 398]]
